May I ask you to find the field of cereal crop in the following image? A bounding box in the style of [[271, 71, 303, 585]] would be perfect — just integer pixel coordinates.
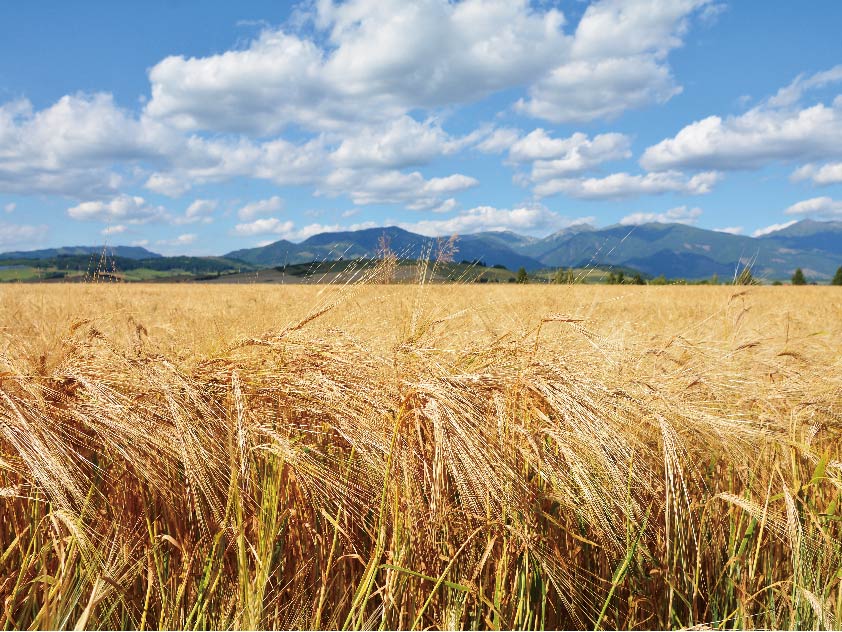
[[1, 283, 841, 629]]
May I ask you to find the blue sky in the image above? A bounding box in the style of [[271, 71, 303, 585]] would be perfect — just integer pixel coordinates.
[[1, 1, 841, 255]]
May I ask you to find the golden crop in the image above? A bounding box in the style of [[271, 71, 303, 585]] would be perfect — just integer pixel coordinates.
[[1, 281, 841, 629]]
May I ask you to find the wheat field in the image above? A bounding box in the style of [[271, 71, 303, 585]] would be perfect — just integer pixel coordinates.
[[1, 280, 841, 630]]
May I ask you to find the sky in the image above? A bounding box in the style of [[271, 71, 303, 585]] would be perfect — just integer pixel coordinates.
[[1, 1, 842, 256]]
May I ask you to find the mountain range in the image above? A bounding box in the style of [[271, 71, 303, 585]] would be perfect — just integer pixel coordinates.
[[225, 220, 842, 280], [4, 220, 842, 280]]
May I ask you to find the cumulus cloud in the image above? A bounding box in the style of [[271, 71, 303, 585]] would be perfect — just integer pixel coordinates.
[[535, 170, 720, 199], [3, 203, 15, 214], [400, 204, 593, 236], [791, 162, 842, 186], [432, 198, 458, 214], [0, 222, 49, 247], [0, 0, 715, 210], [233, 217, 296, 238], [67, 194, 169, 224], [0, 95, 172, 197], [784, 196, 842, 218], [768, 64, 842, 108], [0, 0, 723, 226], [174, 198, 218, 225], [101, 224, 127, 235], [476, 127, 521, 154], [752, 220, 797, 237], [513, 130, 632, 182], [145, 2, 563, 133], [145, 173, 191, 197], [320, 169, 478, 210], [619, 205, 702, 225], [641, 67, 842, 172], [516, 56, 681, 123], [515, 0, 710, 122], [144, 0, 708, 135], [237, 196, 284, 220], [330, 117, 458, 169], [157, 233, 198, 247]]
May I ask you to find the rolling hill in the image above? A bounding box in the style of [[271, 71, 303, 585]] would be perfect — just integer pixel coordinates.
[[0, 245, 161, 260]]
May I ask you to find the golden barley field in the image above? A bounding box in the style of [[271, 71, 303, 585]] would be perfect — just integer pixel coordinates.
[[1, 281, 841, 630]]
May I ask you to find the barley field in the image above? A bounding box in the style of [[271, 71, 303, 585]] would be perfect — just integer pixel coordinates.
[[1, 281, 841, 629]]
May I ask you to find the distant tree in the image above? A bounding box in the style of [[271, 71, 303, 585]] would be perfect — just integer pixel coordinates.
[[632, 273, 645, 285], [516, 267, 529, 283], [772, 280, 783, 286], [616, 271, 625, 284], [791, 267, 807, 285], [832, 266, 842, 285], [650, 275, 668, 285], [710, 273, 719, 285], [553, 267, 576, 284]]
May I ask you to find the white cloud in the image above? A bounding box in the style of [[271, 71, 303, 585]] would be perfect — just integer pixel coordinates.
[[400, 204, 592, 236], [0, 95, 172, 197], [3, 202, 15, 214], [167, 135, 328, 190], [784, 196, 842, 218], [157, 233, 197, 247], [768, 64, 842, 108], [515, 0, 710, 122], [535, 170, 720, 199], [619, 205, 702, 225], [237, 196, 284, 220], [476, 127, 521, 154], [101, 224, 127, 235], [233, 217, 296, 238], [330, 116, 456, 169], [512, 130, 632, 183], [145, 173, 191, 197], [172, 198, 218, 225], [642, 67, 842, 172], [713, 226, 743, 235], [791, 162, 842, 186], [752, 220, 797, 237], [0, 222, 49, 248], [432, 198, 458, 214], [516, 55, 681, 123], [0, 1, 715, 207], [509, 129, 629, 162], [67, 194, 168, 224], [145, 2, 569, 133], [320, 169, 478, 210], [144, 0, 708, 135]]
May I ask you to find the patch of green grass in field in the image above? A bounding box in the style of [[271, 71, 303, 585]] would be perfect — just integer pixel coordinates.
[[0, 266, 41, 281]]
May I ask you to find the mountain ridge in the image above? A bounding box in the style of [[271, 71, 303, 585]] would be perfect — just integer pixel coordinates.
[[4, 220, 842, 280]]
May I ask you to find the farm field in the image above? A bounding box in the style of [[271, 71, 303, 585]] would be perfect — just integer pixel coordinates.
[[1, 282, 841, 629]]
